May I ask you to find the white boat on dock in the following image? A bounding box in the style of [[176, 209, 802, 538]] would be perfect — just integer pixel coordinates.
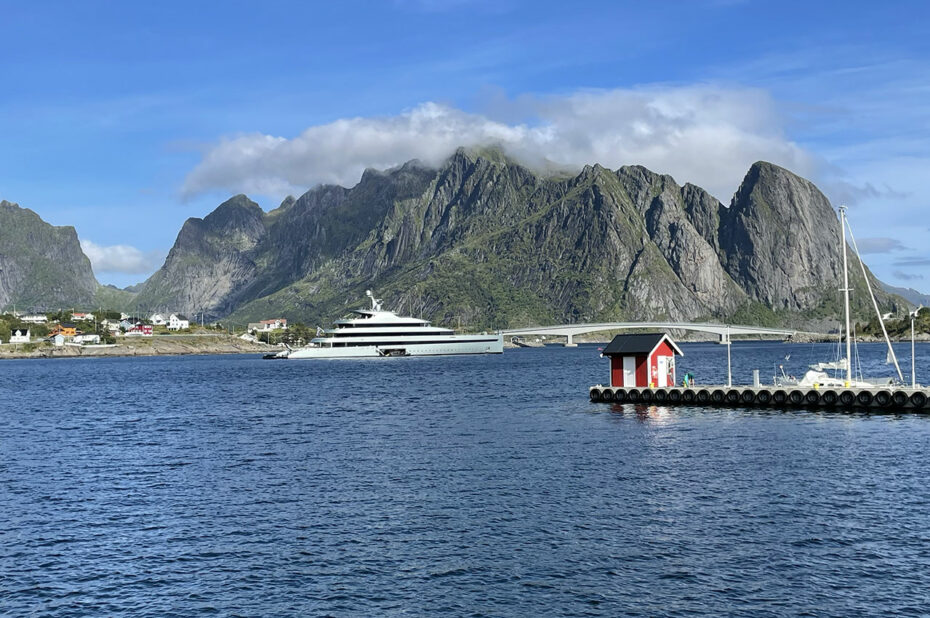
[[776, 206, 905, 390]]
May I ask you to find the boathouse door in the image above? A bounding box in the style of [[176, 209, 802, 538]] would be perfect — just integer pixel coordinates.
[[622, 356, 636, 387], [657, 356, 668, 387]]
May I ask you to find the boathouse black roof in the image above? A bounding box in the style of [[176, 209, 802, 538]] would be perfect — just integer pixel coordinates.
[[602, 333, 683, 356]]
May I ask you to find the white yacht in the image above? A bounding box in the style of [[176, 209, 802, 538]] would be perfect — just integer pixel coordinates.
[[285, 291, 503, 359]]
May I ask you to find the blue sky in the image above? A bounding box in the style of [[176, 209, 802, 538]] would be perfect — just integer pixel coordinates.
[[2, 0, 929, 292]]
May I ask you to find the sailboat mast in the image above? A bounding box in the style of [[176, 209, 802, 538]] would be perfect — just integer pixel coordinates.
[[840, 206, 853, 385], [845, 220, 905, 382]]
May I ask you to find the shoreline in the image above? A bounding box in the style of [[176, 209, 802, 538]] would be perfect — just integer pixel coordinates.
[[0, 335, 284, 360]]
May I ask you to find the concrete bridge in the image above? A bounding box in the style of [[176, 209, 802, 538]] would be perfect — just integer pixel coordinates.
[[501, 322, 798, 346]]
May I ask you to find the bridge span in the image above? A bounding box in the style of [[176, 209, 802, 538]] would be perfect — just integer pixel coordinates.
[[501, 322, 798, 346]]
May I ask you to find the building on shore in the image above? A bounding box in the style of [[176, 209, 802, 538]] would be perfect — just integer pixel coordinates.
[[9, 328, 30, 344], [167, 314, 190, 330]]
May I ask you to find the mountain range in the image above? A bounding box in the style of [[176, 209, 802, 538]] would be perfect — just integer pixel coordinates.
[[0, 149, 907, 328]]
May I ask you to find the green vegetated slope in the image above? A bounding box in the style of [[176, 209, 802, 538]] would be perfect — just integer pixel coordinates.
[[94, 284, 138, 312], [132, 148, 903, 330]]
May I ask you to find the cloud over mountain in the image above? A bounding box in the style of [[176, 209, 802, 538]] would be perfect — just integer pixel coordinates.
[[181, 85, 817, 202], [80, 240, 165, 275]]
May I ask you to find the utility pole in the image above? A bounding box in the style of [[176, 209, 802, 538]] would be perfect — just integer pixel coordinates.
[[912, 306, 923, 388], [726, 324, 732, 388]]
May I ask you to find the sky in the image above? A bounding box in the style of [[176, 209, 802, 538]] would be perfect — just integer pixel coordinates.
[[1, 0, 929, 291]]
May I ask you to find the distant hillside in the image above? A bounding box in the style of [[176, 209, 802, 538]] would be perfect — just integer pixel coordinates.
[[0, 200, 99, 311], [94, 284, 138, 311], [880, 282, 929, 308], [132, 148, 903, 329]]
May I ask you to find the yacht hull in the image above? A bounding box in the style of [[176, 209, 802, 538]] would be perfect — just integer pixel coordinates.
[[286, 335, 503, 359]]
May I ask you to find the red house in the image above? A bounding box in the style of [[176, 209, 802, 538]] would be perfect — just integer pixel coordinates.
[[602, 333, 683, 388], [125, 324, 154, 337]]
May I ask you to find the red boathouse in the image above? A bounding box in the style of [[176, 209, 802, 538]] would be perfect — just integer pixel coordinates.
[[602, 333, 683, 388]]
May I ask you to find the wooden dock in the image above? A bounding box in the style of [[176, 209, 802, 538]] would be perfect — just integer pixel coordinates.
[[589, 384, 930, 411]]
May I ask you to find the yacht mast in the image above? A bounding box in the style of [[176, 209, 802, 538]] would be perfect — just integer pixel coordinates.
[[840, 205, 852, 385], [844, 220, 905, 382]]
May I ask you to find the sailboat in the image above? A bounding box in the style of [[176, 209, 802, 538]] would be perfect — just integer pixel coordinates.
[[777, 206, 902, 388]]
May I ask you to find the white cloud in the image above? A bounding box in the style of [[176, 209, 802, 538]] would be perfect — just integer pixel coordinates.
[[856, 237, 907, 254], [181, 85, 819, 203], [80, 239, 165, 275], [893, 270, 924, 282]]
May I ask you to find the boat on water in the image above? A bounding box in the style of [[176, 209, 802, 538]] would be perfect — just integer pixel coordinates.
[[281, 291, 503, 359], [776, 205, 904, 389]]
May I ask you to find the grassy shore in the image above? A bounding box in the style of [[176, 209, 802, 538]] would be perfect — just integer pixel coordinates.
[[0, 334, 282, 360]]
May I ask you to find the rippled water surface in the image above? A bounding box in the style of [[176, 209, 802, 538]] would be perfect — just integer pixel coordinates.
[[3, 342, 930, 616]]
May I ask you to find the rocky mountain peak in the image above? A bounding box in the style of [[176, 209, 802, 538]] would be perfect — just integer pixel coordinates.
[[201, 195, 265, 238], [129, 150, 899, 326], [717, 161, 846, 310], [0, 199, 98, 309]]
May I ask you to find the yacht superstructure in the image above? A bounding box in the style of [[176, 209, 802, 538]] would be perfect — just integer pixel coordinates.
[[286, 291, 503, 359]]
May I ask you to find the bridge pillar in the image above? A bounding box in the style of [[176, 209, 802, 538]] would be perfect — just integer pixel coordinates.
[[564, 333, 577, 347], [719, 332, 730, 345]]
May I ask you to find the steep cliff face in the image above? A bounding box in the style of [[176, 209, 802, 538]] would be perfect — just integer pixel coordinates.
[[706, 161, 892, 316], [348, 158, 748, 325], [716, 162, 840, 309], [0, 200, 98, 310], [132, 194, 267, 315], [133, 149, 900, 328]]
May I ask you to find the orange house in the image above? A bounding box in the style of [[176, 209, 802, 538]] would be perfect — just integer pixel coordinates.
[[50, 323, 77, 337]]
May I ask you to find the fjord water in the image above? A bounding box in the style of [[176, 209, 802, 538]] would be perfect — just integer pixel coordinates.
[[3, 342, 930, 616]]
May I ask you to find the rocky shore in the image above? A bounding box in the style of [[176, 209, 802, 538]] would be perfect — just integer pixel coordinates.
[[0, 335, 283, 360]]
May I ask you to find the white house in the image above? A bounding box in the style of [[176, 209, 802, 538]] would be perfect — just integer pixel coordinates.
[[9, 328, 30, 343], [20, 314, 48, 324], [167, 314, 190, 331], [73, 334, 101, 344], [71, 312, 95, 322], [49, 334, 65, 347], [248, 318, 288, 333], [101, 319, 122, 333], [150, 313, 167, 326]]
